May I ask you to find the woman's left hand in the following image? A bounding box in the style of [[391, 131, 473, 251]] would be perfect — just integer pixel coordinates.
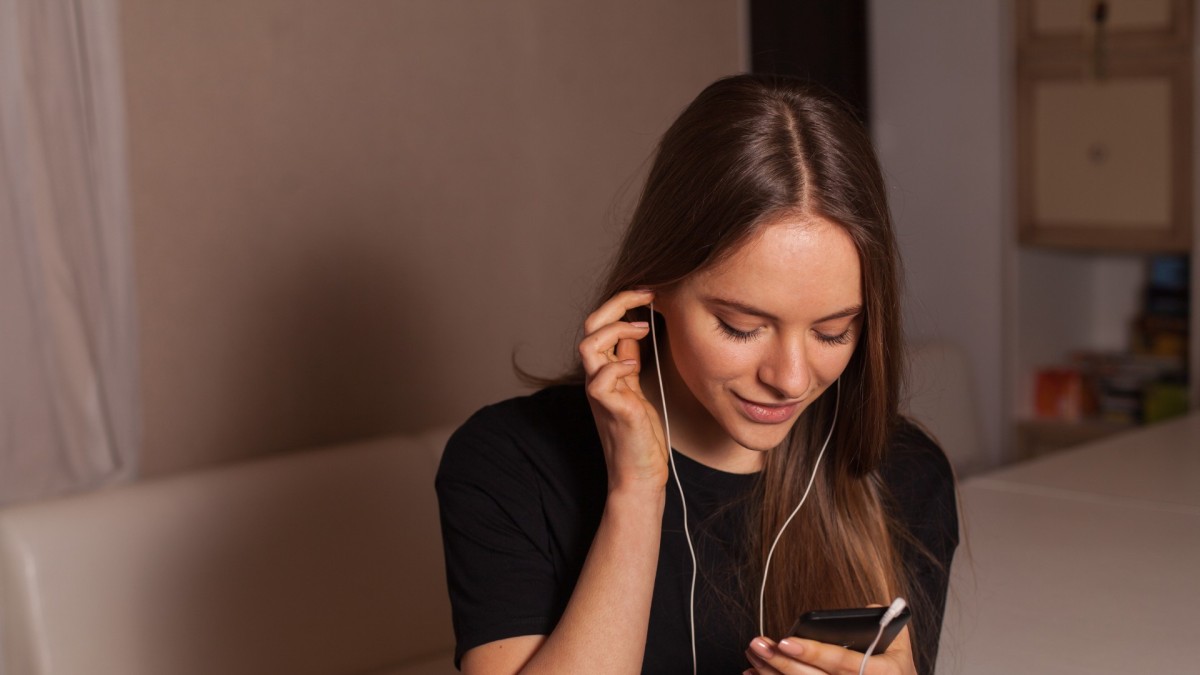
[[743, 626, 917, 675]]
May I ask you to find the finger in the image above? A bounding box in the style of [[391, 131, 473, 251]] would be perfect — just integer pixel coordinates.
[[615, 333, 641, 363], [583, 289, 654, 336], [586, 359, 643, 410], [579, 321, 650, 375], [749, 638, 825, 675], [615, 335, 649, 396], [744, 648, 785, 674], [614, 332, 650, 388], [776, 637, 896, 675]]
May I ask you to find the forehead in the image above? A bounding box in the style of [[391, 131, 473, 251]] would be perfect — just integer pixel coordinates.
[[687, 215, 862, 317]]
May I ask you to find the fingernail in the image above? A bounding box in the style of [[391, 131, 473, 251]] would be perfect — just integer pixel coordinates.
[[630, 321, 649, 328], [750, 638, 774, 659], [778, 638, 805, 657], [621, 359, 638, 365]]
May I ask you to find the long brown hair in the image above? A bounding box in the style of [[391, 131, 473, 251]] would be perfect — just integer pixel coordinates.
[[534, 74, 932, 666]]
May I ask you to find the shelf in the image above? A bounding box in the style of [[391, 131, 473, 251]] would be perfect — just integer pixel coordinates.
[[1015, 418, 1137, 460]]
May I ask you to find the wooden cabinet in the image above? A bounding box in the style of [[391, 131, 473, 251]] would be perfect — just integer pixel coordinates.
[[1016, 0, 1193, 252], [1017, 0, 1192, 55], [1011, 2, 1196, 462]]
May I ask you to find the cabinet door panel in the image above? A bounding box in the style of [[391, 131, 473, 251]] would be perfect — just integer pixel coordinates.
[[1017, 57, 1192, 251], [1018, 0, 1192, 55], [1033, 77, 1171, 229]]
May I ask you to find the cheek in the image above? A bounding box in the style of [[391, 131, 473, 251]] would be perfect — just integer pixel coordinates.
[[675, 327, 757, 385], [813, 344, 857, 384]]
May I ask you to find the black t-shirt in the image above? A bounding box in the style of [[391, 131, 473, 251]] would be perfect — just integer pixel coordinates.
[[436, 385, 958, 674]]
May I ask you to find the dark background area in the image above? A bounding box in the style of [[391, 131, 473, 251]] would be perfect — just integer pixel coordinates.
[[750, 0, 870, 121]]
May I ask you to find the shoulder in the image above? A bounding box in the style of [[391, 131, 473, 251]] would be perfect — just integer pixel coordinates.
[[880, 422, 958, 675], [881, 418, 955, 493], [881, 417, 959, 556], [441, 384, 594, 455], [435, 386, 602, 663], [437, 384, 601, 487]]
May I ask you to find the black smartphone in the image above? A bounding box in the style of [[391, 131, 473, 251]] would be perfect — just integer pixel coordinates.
[[788, 606, 911, 653]]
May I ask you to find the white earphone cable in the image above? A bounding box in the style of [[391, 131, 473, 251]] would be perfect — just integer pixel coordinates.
[[648, 303, 842, 671], [757, 378, 839, 637], [859, 598, 907, 675], [648, 303, 698, 675]]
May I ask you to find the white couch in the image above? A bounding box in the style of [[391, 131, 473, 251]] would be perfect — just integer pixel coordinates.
[[0, 429, 458, 675], [0, 342, 981, 674], [903, 340, 988, 476]]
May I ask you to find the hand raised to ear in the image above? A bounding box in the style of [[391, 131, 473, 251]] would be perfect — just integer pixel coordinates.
[[580, 289, 668, 495]]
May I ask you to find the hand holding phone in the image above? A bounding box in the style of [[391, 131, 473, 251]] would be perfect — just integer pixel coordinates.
[[788, 605, 911, 654]]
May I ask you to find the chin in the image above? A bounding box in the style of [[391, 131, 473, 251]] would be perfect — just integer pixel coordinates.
[[730, 423, 795, 453]]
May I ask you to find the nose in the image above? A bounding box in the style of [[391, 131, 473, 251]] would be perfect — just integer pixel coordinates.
[[758, 337, 811, 401]]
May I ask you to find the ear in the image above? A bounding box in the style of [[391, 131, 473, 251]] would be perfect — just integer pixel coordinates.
[[648, 285, 677, 318]]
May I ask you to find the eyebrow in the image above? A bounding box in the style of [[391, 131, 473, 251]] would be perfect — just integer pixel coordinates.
[[705, 296, 863, 324]]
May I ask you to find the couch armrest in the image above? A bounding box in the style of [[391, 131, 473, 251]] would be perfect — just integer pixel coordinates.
[[0, 431, 456, 675]]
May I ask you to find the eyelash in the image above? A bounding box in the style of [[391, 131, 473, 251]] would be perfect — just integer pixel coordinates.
[[717, 320, 760, 343], [716, 320, 855, 346], [816, 329, 855, 346]]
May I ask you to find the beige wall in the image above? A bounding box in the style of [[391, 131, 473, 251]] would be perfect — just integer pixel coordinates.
[[120, 0, 742, 476], [871, 0, 1010, 463]]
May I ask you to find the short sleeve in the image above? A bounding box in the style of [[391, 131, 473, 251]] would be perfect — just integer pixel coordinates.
[[883, 421, 960, 675], [435, 404, 561, 666]]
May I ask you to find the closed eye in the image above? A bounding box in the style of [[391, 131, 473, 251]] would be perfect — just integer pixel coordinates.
[[716, 318, 761, 343], [815, 327, 855, 346]]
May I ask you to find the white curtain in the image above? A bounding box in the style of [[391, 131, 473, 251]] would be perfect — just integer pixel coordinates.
[[0, 0, 139, 505]]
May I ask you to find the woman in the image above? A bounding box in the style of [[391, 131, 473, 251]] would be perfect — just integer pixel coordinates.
[[436, 74, 958, 675]]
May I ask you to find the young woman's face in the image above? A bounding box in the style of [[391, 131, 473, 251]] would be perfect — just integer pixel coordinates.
[[652, 214, 862, 469]]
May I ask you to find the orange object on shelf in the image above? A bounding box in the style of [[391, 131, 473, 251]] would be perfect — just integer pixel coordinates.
[[1034, 368, 1094, 421]]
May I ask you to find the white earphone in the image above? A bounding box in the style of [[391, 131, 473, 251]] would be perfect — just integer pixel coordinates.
[[647, 303, 699, 672], [858, 597, 908, 675], [647, 302, 840, 675]]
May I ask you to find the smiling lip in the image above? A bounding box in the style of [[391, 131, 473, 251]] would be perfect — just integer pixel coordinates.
[[735, 394, 801, 424]]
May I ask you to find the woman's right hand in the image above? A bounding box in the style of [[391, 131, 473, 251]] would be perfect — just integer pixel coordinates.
[[579, 289, 669, 495]]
